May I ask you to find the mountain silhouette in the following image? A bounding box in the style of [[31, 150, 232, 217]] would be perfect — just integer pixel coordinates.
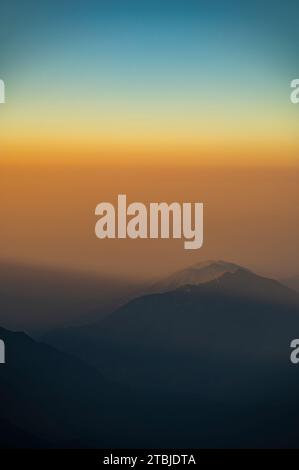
[[0, 326, 150, 448], [1, 324, 270, 448], [43, 265, 299, 392], [7, 261, 299, 447], [40, 263, 299, 447]]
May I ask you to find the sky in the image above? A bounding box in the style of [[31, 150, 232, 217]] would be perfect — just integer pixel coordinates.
[[0, 1, 298, 278], [0, 0, 298, 165]]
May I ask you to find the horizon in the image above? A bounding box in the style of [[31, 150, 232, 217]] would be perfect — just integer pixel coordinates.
[[0, 254, 297, 283]]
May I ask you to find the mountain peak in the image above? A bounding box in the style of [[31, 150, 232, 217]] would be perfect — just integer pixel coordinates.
[[153, 260, 250, 293], [187, 259, 246, 272]]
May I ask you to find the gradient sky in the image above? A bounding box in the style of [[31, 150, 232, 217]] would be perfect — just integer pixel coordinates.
[[0, 0, 298, 165], [0, 1, 298, 279]]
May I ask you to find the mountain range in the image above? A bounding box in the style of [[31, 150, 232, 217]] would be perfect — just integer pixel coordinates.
[[43, 262, 299, 392], [0, 325, 173, 448], [2, 260, 299, 448]]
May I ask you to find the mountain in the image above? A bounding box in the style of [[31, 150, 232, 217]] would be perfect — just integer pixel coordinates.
[[0, 326, 144, 448], [152, 260, 249, 292], [280, 275, 299, 293], [43, 267, 299, 391], [5, 259, 299, 447], [41, 264, 299, 446], [3, 325, 224, 448], [1, 324, 281, 449]]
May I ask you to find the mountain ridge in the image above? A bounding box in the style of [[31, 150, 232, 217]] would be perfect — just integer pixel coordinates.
[[152, 260, 252, 293]]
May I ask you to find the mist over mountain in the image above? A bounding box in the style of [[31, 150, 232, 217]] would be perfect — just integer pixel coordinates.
[[4, 323, 292, 449], [43, 262, 299, 393], [0, 260, 146, 332], [0, 326, 108, 447], [0, 326, 156, 448], [3, 260, 299, 447]]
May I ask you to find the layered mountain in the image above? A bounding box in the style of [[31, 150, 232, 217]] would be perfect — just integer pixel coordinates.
[[0, 326, 145, 448], [6, 260, 299, 447], [2, 324, 274, 448], [43, 263, 299, 394]]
